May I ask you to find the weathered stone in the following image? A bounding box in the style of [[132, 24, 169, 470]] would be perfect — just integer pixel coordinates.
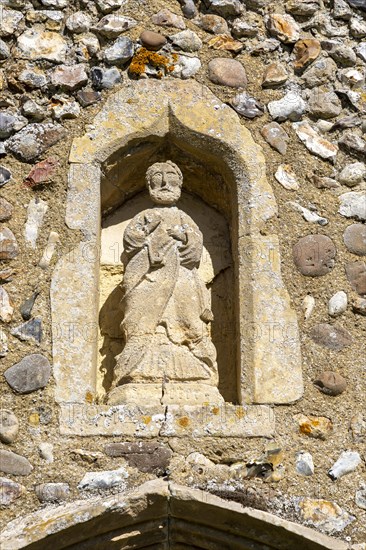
[[11, 318, 42, 343], [0, 38, 10, 59], [230, 92, 264, 118], [0, 166, 11, 187], [231, 18, 259, 38], [293, 39, 321, 71], [0, 227, 18, 260], [208, 34, 243, 54], [27, 9, 65, 32], [268, 91, 306, 122], [266, 13, 300, 43], [104, 442, 172, 474], [302, 57, 337, 88], [4, 354, 50, 393], [71, 448, 104, 463], [328, 291, 348, 316], [333, 0, 353, 19], [20, 291, 39, 321], [208, 58, 247, 88], [179, 0, 197, 18], [296, 414, 333, 440], [96, 0, 124, 13], [338, 191, 366, 221], [76, 88, 101, 107], [295, 451, 314, 476], [93, 15, 137, 38], [352, 296, 366, 315], [194, 14, 228, 34], [357, 42, 366, 61], [310, 323, 352, 351], [18, 65, 47, 89], [0, 7, 25, 37], [104, 36, 134, 65], [78, 467, 128, 490], [0, 197, 12, 221], [0, 111, 27, 139], [0, 286, 13, 322], [261, 122, 289, 154], [139, 30, 167, 50], [51, 98, 81, 120], [343, 223, 366, 256], [338, 162, 366, 187], [0, 410, 19, 444], [35, 483, 69, 502], [275, 165, 299, 190], [286, 0, 320, 16], [6, 123, 66, 162], [171, 54, 201, 79], [262, 63, 288, 87], [21, 99, 46, 121], [293, 234, 336, 276], [41, 0, 67, 7], [314, 371, 347, 395], [324, 41, 357, 67], [293, 121, 338, 161], [170, 29, 202, 52], [0, 450, 33, 476], [298, 498, 355, 533], [65, 11, 91, 33], [329, 451, 361, 480], [350, 17, 366, 37], [24, 198, 48, 249], [0, 478, 24, 505], [152, 9, 185, 29], [16, 29, 68, 63], [346, 261, 366, 295], [313, 176, 340, 189], [339, 133, 366, 156], [24, 157, 59, 188], [205, 0, 242, 17], [91, 66, 121, 89], [50, 64, 88, 91], [74, 33, 100, 58], [308, 89, 342, 119]]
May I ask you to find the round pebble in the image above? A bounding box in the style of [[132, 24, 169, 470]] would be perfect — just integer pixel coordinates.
[[140, 30, 167, 50], [293, 235, 336, 276], [343, 224, 366, 256], [328, 291, 348, 316], [314, 371, 347, 396], [208, 58, 247, 88]]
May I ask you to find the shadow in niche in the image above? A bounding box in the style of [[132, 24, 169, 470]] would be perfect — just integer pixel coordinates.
[[98, 144, 238, 403]]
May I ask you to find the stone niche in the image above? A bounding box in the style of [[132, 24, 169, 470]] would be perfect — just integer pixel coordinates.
[[51, 79, 303, 437]]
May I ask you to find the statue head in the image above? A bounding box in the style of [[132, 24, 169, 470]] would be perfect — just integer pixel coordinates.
[[146, 161, 183, 205]]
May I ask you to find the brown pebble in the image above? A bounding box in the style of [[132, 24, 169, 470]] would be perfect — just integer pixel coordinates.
[[208, 58, 247, 88], [310, 323, 352, 351], [262, 62, 288, 87], [314, 371, 347, 396], [293, 234, 336, 276], [293, 39, 321, 71], [346, 261, 366, 295], [140, 30, 167, 50], [0, 197, 13, 221], [261, 122, 289, 154], [343, 224, 366, 256]]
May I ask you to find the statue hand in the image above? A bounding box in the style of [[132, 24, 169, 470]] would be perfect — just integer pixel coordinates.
[[167, 226, 187, 243]]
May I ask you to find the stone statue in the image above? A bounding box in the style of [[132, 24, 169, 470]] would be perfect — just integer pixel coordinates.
[[108, 161, 223, 405]]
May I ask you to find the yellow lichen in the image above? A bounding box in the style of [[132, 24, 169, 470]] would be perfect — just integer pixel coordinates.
[[128, 47, 176, 79]]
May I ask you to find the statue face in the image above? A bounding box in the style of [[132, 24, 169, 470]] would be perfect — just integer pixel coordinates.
[[148, 164, 182, 205]]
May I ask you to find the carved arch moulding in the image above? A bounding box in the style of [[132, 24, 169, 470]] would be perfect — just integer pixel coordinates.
[[51, 79, 303, 437]]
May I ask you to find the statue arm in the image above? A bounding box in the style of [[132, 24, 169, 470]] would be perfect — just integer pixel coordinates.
[[178, 213, 203, 268], [123, 210, 161, 257]]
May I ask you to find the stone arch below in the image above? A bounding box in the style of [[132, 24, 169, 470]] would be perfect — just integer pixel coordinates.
[[0, 481, 347, 550], [51, 79, 303, 436]]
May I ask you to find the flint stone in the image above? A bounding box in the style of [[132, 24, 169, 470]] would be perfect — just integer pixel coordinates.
[[295, 451, 314, 476], [172, 54, 201, 79], [293, 121, 338, 161], [0, 38, 10, 59], [231, 19, 258, 38], [262, 63, 288, 87], [338, 162, 365, 187], [338, 191, 366, 220], [78, 466, 128, 490], [324, 42, 357, 67], [52, 99, 81, 120], [104, 442, 171, 474], [266, 13, 300, 43], [20, 291, 39, 320], [91, 66, 121, 89], [18, 66, 48, 89], [50, 64, 88, 91], [94, 15, 137, 38], [0, 166, 11, 187], [346, 0, 366, 10], [35, 482, 69, 502], [96, 0, 124, 13], [350, 413, 365, 442], [356, 484, 366, 510], [208, 58, 247, 88], [333, 0, 353, 19], [268, 91, 306, 122], [5, 123, 66, 162], [0, 286, 13, 322], [65, 12, 91, 33], [0, 477, 24, 505], [328, 291, 348, 316], [346, 261, 366, 295], [328, 450, 361, 480], [208, 34, 243, 54], [231, 92, 264, 118], [140, 30, 167, 50], [204, 0, 242, 17], [76, 89, 101, 107], [261, 122, 289, 154], [310, 323, 352, 351], [350, 17, 366, 37], [352, 296, 366, 315], [314, 371, 347, 395], [0, 227, 18, 260], [298, 498, 355, 533], [344, 224, 366, 255], [152, 9, 185, 29], [170, 30, 202, 52], [293, 234, 336, 276], [275, 165, 299, 190], [0, 450, 33, 476], [0, 197, 13, 220], [308, 89, 342, 119], [0, 112, 27, 139], [4, 354, 50, 394], [0, 409, 19, 443], [104, 36, 134, 65], [293, 39, 321, 71], [302, 57, 337, 88], [195, 14, 228, 34], [286, 0, 320, 16], [16, 29, 68, 63], [41, 0, 67, 7], [357, 43, 366, 62], [179, 0, 197, 18], [0, 7, 25, 38], [296, 414, 333, 439], [339, 133, 366, 156], [22, 99, 46, 121]]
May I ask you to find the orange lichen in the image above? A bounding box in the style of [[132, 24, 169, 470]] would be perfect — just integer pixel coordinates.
[[128, 47, 176, 79], [235, 406, 245, 420], [85, 391, 94, 404], [177, 416, 190, 428], [141, 415, 152, 425], [212, 407, 220, 415]]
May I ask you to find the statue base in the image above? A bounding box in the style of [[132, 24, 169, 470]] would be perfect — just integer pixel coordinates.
[[107, 382, 224, 406]]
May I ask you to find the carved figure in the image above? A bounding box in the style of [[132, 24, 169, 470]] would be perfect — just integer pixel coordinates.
[[108, 161, 220, 403]]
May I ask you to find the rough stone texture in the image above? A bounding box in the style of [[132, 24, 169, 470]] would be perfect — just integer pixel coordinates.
[[208, 58, 247, 87], [296, 414, 333, 440], [293, 235, 336, 276], [345, 261, 366, 295], [266, 13, 300, 43], [4, 354, 51, 394], [6, 123, 66, 162], [35, 483, 70, 502], [298, 498, 355, 534], [310, 323, 353, 351], [0, 450, 33, 476], [50, 64, 88, 90], [293, 121, 338, 160], [16, 28, 68, 62], [104, 441, 172, 474]]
